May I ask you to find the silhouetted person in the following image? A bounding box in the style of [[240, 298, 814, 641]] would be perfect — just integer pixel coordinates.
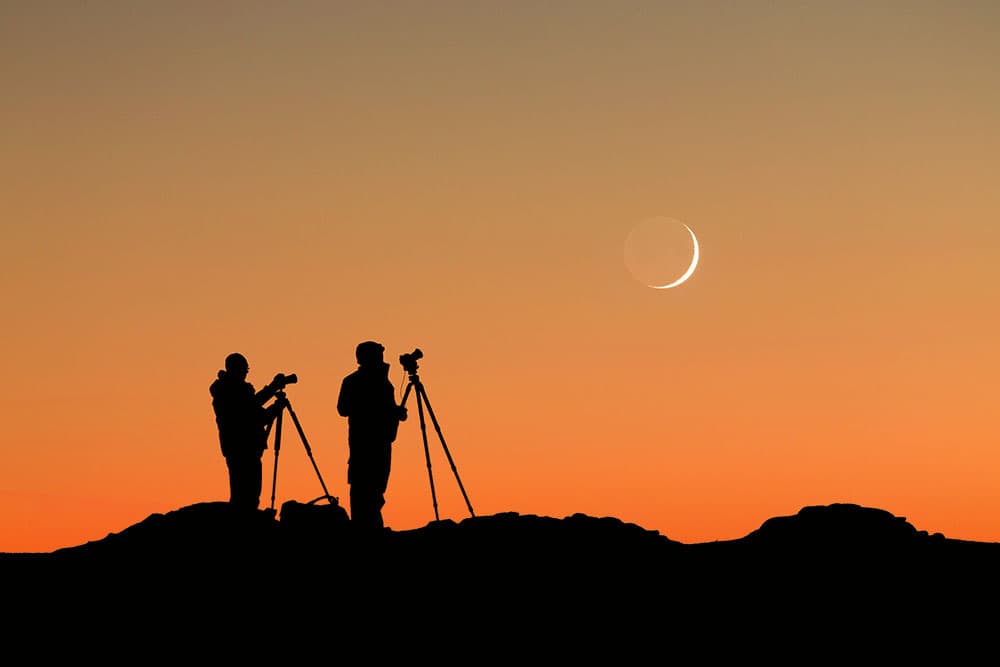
[[337, 341, 407, 535], [210, 352, 289, 511]]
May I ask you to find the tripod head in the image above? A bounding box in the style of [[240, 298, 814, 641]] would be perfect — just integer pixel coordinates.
[[272, 389, 293, 412]]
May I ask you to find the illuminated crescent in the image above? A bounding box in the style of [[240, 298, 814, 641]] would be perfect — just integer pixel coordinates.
[[650, 224, 699, 289]]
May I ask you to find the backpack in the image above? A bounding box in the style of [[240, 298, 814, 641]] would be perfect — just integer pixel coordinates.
[[279, 495, 350, 534]]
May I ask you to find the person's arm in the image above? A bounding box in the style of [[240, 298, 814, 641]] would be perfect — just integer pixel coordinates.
[[263, 398, 284, 427], [386, 382, 407, 422], [255, 376, 285, 406], [337, 376, 352, 417]]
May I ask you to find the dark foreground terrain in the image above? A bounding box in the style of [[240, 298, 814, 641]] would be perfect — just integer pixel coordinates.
[[4, 501, 998, 652]]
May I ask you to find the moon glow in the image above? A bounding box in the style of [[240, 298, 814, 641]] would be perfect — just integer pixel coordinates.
[[623, 217, 700, 290]]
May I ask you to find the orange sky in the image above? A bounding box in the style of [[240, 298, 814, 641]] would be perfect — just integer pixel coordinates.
[[3, 2, 999, 552]]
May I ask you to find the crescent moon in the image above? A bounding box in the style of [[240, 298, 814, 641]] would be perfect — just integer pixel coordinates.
[[649, 224, 699, 289]]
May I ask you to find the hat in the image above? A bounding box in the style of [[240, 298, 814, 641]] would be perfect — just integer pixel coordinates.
[[355, 341, 385, 365], [225, 352, 249, 373]]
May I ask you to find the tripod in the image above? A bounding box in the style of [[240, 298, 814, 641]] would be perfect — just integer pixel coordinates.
[[266, 390, 335, 512], [399, 359, 475, 521]]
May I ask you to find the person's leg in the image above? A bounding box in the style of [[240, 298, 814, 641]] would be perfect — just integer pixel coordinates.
[[226, 456, 240, 504], [350, 483, 381, 533], [227, 454, 259, 510], [349, 483, 367, 524], [373, 445, 390, 530], [251, 456, 263, 510]]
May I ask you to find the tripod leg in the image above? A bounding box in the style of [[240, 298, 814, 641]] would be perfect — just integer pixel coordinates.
[[269, 409, 283, 512], [415, 385, 441, 521], [417, 383, 475, 518], [285, 402, 335, 504]]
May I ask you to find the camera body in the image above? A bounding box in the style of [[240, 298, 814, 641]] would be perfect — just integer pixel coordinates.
[[273, 372, 298, 388], [399, 349, 423, 374]]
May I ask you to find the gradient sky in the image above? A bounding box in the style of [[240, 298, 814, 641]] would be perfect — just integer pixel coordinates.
[[3, 2, 999, 552]]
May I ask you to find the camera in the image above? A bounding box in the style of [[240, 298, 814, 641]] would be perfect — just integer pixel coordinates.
[[273, 372, 298, 388], [399, 349, 423, 373]]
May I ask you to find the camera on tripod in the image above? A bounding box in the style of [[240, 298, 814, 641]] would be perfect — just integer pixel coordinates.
[[272, 372, 298, 389], [399, 349, 423, 374]]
